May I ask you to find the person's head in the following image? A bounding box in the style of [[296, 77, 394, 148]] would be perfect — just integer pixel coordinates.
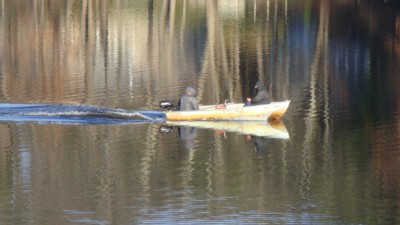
[[186, 86, 196, 96], [255, 80, 266, 91]]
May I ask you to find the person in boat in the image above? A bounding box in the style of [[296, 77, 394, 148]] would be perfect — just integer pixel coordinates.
[[244, 98, 252, 106], [178, 86, 199, 111], [247, 80, 271, 105]]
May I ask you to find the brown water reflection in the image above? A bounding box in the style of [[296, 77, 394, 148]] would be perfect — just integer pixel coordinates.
[[1, 0, 400, 224]]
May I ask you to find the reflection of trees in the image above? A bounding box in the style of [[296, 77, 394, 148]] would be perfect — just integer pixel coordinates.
[[299, 0, 331, 204], [2, 0, 400, 224], [0, 0, 291, 105], [197, 1, 232, 104], [371, 11, 400, 225]]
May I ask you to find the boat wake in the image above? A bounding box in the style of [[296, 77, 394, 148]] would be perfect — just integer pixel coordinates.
[[0, 103, 165, 124]]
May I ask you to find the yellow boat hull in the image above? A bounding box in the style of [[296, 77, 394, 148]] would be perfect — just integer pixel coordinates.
[[166, 100, 290, 121]]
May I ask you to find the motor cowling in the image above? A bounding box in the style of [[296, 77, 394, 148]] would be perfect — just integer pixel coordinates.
[[159, 100, 175, 110]]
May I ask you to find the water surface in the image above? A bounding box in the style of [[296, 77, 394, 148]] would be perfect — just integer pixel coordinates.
[[1, 1, 400, 224]]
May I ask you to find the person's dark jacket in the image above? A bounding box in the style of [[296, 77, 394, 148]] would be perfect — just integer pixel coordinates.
[[179, 87, 199, 111], [252, 80, 271, 105]]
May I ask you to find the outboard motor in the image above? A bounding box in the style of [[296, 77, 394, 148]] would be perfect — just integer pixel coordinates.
[[159, 100, 175, 110]]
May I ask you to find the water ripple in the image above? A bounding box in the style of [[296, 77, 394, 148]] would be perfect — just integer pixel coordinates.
[[0, 103, 165, 124]]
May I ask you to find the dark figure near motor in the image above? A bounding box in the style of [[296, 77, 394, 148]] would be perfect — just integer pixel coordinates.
[[247, 80, 271, 105], [178, 86, 199, 111]]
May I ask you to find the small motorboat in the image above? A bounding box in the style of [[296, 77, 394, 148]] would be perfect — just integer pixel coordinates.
[[161, 100, 290, 121]]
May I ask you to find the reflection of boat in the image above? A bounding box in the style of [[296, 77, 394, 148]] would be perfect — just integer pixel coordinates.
[[166, 119, 289, 139], [165, 100, 290, 121]]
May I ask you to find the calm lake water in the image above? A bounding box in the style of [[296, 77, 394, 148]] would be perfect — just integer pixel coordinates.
[[1, 1, 400, 224]]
